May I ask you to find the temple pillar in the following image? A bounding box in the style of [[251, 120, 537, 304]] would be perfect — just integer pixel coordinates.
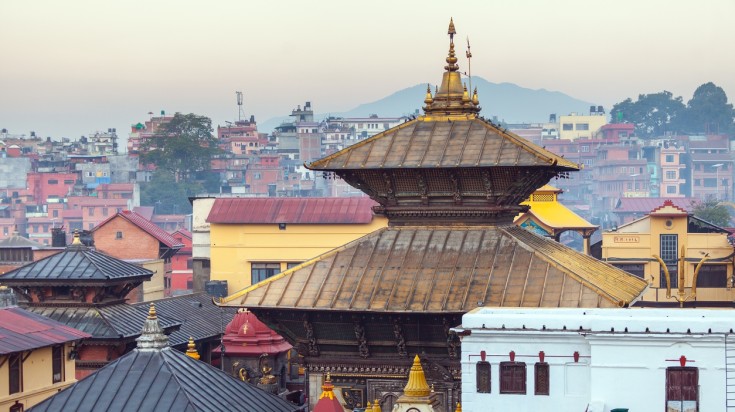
[[583, 234, 591, 255]]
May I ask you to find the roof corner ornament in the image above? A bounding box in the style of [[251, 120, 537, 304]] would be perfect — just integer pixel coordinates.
[[653, 246, 710, 307]]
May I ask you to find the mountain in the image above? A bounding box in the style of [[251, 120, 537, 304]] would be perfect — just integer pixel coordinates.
[[259, 77, 594, 133]]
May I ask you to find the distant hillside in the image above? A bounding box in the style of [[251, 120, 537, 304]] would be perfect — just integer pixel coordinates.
[[260, 77, 593, 133]]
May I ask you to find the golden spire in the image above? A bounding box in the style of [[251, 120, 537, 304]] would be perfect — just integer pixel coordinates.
[[319, 372, 336, 400], [455, 402, 462, 412], [373, 400, 382, 412], [148, 303, 157, 319], [365, 401, 373, 412], [462, 83, 470, 103], [403, 355, 431, 397], [185, 337, 200, 360], [424, 84, 434, 105], [472, 87, 479, 106], [445, 18, 458, 72], [71, 230, 82, 245]]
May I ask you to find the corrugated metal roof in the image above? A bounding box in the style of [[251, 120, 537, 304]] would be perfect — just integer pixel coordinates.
[[221, 226, 648, 311], [94, 210, 183, 249], [29, 347, 300, 412], [0, 244, 153, 283], [615, 197, 694, 213], [207, 197, 377, 224], [0, 306, 91, 354], [24, 305, 180, 339], [307, 118, 579, 171], [132, 293, 237, 346]]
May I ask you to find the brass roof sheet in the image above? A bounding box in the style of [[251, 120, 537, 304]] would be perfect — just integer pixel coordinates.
[[307, 117, 579, 171], [221, 226, 647, 311]]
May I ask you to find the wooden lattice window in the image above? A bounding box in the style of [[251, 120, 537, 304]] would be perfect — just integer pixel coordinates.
[[499, 362, 526, 394], [476, 361, 491, 393], [534, 362, 549, 395], [666, 367, 698, 412]]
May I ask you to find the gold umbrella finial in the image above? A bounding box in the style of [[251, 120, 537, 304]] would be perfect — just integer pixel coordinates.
[[472, 87, 479, 106], [424, 84, 434, 105], [448, 18, 456, 39], [148, 303, 157, 319], [186, 337, 200, 360]]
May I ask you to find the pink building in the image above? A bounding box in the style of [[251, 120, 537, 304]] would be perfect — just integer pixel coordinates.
[[170, 228, 193, 295]]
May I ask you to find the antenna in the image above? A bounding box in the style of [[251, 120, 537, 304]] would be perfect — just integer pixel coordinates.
[[466, 36, 473, 96], [236, 91, 244, 122]]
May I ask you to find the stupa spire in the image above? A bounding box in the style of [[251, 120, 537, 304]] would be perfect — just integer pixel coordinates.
[[403, 355, 431, 397], [185, 337, 200, 360], [136, 303, 169, 350]]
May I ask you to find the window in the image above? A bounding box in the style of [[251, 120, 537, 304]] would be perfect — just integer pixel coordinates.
[[88, 207, 94, 216], [102, 207, 108, 216], [53, 209, 59, 218], [612, 264, 644, 278], [286, 262, 302, 269], [665, 155, 674, 163], [666, 170, 677, 179], [666, 367, 698, 412], [575, 123, 589, 131], [499, 362, 526, 394], [703, 178, 717, 188], [562, 123, 573, 131], [64, 179, 75, 184], [696, 264, 728, 287], [186, 279, 193, 289], [476, 361, 491, 393], [660, 234, 678, 288], [534, 363, 549, 395], [667, 186, 677, 194], [48, 179, 58, 185], [251, 263, 281, 284], [694, 179, 701, 187], [115, 231, 123, 239], [580, 145, 589, 152], [52, 345, 64, 383], [9, 353, 22, 394]]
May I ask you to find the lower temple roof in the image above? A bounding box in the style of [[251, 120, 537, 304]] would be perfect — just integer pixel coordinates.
[[220, 226, 648, 311]]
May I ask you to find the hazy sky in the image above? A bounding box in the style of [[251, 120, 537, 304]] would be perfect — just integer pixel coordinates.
[[1, 0, 733, 140]]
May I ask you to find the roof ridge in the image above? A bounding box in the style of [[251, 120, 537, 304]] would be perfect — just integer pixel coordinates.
[[157, 349, 199, 411]]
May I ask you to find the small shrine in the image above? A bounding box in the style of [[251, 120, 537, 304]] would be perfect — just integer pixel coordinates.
[[514, 184, 598, 253]]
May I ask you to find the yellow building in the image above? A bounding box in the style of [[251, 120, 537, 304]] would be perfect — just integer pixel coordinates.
[[558, 112, 607, 140], [602, 200, 735, 306], [515, 185, 598, 254], [207, 197, 388, 294], [0, 288, 89, 410]]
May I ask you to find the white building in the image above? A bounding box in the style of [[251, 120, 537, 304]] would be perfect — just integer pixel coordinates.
[[456, 308, 735, 412]]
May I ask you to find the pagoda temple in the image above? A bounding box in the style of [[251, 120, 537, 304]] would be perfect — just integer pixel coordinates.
[[218, 20, 648, 411]]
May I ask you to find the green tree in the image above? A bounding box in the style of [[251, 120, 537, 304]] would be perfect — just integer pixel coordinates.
[[140, 113, 220, 181], [140, 169, 201, 215], [610, 91, 685, 138], [681, 82, 735, 135], [691, 196, 732, 227]]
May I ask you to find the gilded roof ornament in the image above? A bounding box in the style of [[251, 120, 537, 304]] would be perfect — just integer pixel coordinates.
[[448, 17, 456, 38], [403, 355, 431, 397], [462, 83, 470, 103], [136, 303, 170, 350], [373, 399, 382, 412], [318, 372, 336, 400], [455, 402, 462, 412], [424, 84, 434, 106], [472, 87, 479, 106], [148, 303, 157, 319], [185, 337, 200, 360]]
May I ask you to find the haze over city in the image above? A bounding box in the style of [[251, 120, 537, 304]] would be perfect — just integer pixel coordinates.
[[1, 0, 733, 139]]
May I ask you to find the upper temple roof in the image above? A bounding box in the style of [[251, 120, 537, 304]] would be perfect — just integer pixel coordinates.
[[307, 116, 578, 171]]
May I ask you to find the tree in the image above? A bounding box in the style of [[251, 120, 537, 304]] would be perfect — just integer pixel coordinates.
[[680, 82, 735, 135], [140, 169, 201, 215], [691, 196, 732, 227], [140, 113, 221, 181], [610, 91, 685, 138]]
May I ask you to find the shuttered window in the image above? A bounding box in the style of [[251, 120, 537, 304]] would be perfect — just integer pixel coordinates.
[[9, 353, 22, 394], [666, 367, 698, 412], [476, 361, 491, 393], [534, 362, 549, 395], [499, 362, 526, 394], [52, 345, 64, 383]]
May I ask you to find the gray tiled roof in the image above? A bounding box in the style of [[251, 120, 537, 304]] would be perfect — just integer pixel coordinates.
[[29, 347, 300, 412], [0, 244, 152, 283], [133, 293, 237, 346], [25, 305, 180, 339]]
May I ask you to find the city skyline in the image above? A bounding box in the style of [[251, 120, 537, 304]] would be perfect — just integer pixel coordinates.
[[1, 0, 734, 139]]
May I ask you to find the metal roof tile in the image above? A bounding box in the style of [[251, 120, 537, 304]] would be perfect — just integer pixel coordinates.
[[0, 307, 90, 354], [207, 197, 377, 224]]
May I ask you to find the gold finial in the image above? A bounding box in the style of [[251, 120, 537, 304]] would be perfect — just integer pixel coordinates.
[[444, 18, 458, 72], [319, 372, 336, 400], [462, 83, 470, 103], [403, 355, 431, 397], [455, 402, 462, 412], [148, 303, 157, 319], [424, 84, 434, 105], [186, 337, 200, 360], [448, 18, 456, 38], [365, 401, 373, 412], [71, 230, 82, 245], [373, 399, 382, 412], [472, 87, 479, 106]]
